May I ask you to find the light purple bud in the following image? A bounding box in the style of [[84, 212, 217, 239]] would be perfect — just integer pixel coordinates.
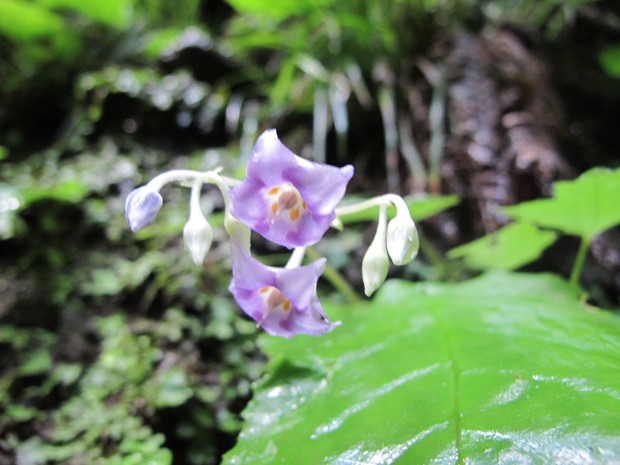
[[125, 186, 163, 231]]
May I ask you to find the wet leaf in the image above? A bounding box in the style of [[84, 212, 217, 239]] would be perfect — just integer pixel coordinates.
[[224, 273, 620, 464], [448, 222, 558, 270], [503, 167, 620, 240]]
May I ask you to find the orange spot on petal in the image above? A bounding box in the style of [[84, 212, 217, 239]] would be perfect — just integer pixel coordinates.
[[268, 187, 280, 195], [302, 199, 307, 209], [283, 300, 291, 311], [271, 202, 279, 214], [290, 208, 300, 221], [260, 287, 270, 293]]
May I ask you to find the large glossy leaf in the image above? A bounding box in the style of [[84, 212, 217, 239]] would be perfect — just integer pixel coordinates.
[[224, 273, 620, 464], [503, 167, 620, 240]]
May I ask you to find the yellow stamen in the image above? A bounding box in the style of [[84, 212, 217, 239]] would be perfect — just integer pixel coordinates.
[[271, 202, 279, 214]]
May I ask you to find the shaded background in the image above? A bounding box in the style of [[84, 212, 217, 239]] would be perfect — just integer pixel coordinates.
[[1, 0, 619, 464]]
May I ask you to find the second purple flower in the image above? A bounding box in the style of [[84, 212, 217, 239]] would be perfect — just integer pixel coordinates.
[[230, 129, 354, 248]]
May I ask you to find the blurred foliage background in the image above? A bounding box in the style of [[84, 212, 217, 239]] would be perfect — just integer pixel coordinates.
[[1, 0, 619, 464]]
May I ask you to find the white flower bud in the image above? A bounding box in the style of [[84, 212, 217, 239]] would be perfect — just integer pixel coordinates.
[[125, 185, 163, 231], [330, 217, 344, 231], [183, 180, 213, 265], [183, 214, 213, 265], [362, 207, 389, 297], [386, 212, 419, 266]]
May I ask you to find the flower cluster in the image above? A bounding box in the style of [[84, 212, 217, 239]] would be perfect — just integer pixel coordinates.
[[125, 129, 418, 338]]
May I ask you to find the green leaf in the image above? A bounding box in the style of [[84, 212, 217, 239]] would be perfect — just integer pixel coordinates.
[[224, 0, 329, 20], [0, 0, 64, 41], [339, 194, 459, 224], [144, 367, 193, 408], [447, 222, 558, 270], [599, 44, 620, 78], [224, 273, 620, 464], [141, 28, 183, 59], [503, 167, 620, 240], [35, 0, 133, 28], [20, 179, 90, 206]]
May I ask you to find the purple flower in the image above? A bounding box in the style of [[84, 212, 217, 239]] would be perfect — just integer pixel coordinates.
[[228, 246, 340, 338], [125, 186, 163, 231], [230, 129, 354, 248]]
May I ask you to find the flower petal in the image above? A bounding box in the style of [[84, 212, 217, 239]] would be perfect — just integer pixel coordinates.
[[277, 258, 326, 310], [268, 210, 334, 248], [245, 129, 299, 185], [285, 162, 354, 216], [285, 297, 340, 337], [230, 129, 354, 248], [228, 247, 338, 338], [229, 245, 276, 290]]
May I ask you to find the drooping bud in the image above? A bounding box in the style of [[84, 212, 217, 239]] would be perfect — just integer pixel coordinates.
[[183, 214, 213, 265], [125, 185, 163, 231], [386, 198, 419, 265], [183, 180, 213, 265], [361, 206, 390, 297]]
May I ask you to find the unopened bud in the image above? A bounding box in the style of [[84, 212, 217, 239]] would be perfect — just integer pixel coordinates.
[[361, 207, 389, 297], [183, 214, 213, 265], [386, 212, 419, 266], [125, 186, 163, 231], [386, 197, 420, 266]]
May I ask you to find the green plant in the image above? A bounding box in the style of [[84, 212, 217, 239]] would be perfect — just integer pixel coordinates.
[[224, 272, 620, 464], [448, 168, 620, 285], [503, 167, 620, 285]]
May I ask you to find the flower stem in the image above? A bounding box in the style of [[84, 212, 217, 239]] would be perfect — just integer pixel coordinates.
[[147, 168, 240, 191], [188, 180, 205, 220], [569, 236, 591, 287], [285, 247, 307, 269], [306, 247, 362, 302], [334, 194, 403, 218]]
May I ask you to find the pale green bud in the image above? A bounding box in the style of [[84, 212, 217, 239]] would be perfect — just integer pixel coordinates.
[[183, 214, 213, 265], [184, 180, 213, 265], [362, 207, 389, 297], [386, 213, 419, 265]]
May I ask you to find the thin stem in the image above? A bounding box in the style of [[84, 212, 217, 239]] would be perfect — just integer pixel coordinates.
[[428, 67, 446, 194], [207, 172, 251, 251], [313, 85, 329, 163], [335, 194, 403, 217], [398, 112, 427, 192], [570, 236, 591, 287], [306, 247, 361, 302], [378, 84, 400, 193], [188, 180, 204, 220], [285, 247, 307, 269], [147, 169, 240, 191]]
